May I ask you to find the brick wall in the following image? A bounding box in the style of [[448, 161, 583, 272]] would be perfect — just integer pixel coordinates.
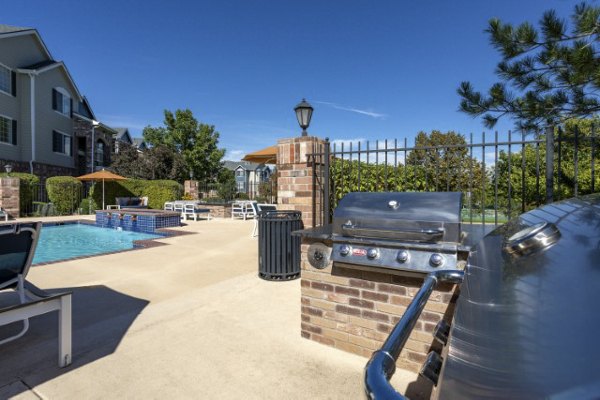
[[300, 237, 459, 372], [0, 177, 20, 219], [276, 136, 325, 228]]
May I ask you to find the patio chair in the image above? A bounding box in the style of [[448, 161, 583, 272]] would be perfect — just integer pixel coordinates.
[[164, 202, 174, 211], [0, 222, 72, 367], [173, 202, 184, 215], [231, 201, 249, 220], [251, 203, 278, 237], [182, 203, 211, 221]]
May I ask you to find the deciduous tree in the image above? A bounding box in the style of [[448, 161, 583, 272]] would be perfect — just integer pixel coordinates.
[[143, 109, 226, 181]]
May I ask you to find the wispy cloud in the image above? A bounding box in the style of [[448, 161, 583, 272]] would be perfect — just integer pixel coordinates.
[[226, 149, 246, 160], [315, 101, 386, 119]]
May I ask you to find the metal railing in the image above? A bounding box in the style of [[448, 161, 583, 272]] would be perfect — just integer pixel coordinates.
[[309, 125, 600, 226], [196, 181, 277, 204], [364, 270, 464, 400]]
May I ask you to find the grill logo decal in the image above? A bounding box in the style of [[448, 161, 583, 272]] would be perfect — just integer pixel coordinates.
[[352, 248, 367, 257]]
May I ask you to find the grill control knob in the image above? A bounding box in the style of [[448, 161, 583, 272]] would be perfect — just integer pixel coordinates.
[[339, 245, 351, 256], [430, 253, 444, 267], [396, 250, 410, 263], [367, 248, 379, 260]]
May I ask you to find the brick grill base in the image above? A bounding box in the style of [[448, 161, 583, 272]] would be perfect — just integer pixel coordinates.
[[300, 238, 459, 373]]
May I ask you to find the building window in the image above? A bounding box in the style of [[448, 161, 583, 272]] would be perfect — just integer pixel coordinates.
[[0, 64, 11, 95], [0, 116, 16, 145], [52, 88, 71, 117], [52, 130, 72, 155], [236, 169, 244, 177], [95, 140, 105, 167]]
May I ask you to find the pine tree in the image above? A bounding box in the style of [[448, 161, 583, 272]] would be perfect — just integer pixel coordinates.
[[458, 3, 600, 132]]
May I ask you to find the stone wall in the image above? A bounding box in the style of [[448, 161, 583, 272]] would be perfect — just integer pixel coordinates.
[[0, 177, 20, 218], [300, 237, 459, 373], [197, 204, 231, 218]]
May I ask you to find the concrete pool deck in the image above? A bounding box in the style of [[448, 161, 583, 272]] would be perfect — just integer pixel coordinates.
[[0, 217, 424, 399]]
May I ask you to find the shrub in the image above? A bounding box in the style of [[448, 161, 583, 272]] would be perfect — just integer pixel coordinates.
[[181, 193, 195, 201], [46, 176, 82, 215], [90, 179, 183, 209], [216, 181, 236, 201], [142, 180, 183, 209], [79, 197, 98, 214]]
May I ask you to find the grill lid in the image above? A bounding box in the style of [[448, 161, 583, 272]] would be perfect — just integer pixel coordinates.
[[333, 192, 463, 243]]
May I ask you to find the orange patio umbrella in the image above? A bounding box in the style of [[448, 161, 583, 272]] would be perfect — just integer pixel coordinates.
[[77, 169, 127, 210], [242, 145, 278, 164]]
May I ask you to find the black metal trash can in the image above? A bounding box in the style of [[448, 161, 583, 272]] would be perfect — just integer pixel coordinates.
[[258, 210, 302, 280]]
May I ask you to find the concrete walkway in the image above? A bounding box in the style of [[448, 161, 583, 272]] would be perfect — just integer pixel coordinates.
[[0, 218, 417, 399]]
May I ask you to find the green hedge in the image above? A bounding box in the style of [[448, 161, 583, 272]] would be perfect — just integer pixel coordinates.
[[79, 197, 98, 215], [0, 172, 40, 216], [90, 179, 183, 209], [46, 176, 83, 215]]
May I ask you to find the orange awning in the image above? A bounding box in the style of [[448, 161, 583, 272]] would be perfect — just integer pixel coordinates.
[[76, 169, 127, 210], [242, 145, 277, 164], [76, 169, 127, 181]]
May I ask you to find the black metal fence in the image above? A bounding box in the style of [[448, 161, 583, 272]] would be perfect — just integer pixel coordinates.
[[309, 125, 599, 226], [197, 181, 277, 204], [20, 182, 91, 217]]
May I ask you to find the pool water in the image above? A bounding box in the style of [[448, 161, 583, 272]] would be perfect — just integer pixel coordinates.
[[33, 224, 162, 264]]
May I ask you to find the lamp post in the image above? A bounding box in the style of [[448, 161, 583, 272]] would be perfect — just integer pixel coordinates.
[[294, 98, 313, 137], [91, 120, 100, 173]]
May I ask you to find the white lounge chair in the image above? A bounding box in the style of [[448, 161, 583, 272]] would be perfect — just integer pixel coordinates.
[[250, 202, 278, 237], [164, 202, 174, 211], [173, 202, 184, 214], [231, 201, 254, 220], [182, 203, 211, 221], [0, 222, 72, 367]]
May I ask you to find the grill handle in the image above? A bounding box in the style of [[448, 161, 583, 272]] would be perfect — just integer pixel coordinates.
[[363, 269, 464, 400], [341, 224, 444, 242]]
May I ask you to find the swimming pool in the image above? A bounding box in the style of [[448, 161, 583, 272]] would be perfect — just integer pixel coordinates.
[[33, 223, 162, 264]]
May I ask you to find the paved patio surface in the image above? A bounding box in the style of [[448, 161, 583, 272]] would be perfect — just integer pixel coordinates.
[[0, 217, 420, 399]]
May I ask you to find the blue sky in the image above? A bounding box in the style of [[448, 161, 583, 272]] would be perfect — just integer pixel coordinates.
[[5, 0, 576, 160]]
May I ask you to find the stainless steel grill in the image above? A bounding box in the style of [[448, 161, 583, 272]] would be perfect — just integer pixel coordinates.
[[363, 194, 600, 399], [330, 192, 466, 276]]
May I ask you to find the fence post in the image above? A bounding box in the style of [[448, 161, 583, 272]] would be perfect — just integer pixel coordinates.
[[545, 126, 554, 204], [323, 138, 331, 225]]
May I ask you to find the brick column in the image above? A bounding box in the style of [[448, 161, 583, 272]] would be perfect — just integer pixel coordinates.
[[184, 180, 199, 200], [0, 177, 20, 219], [276, 136, 326, 228]]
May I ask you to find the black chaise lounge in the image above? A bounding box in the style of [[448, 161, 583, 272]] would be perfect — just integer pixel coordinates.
[[0, 222, 72, 367]]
